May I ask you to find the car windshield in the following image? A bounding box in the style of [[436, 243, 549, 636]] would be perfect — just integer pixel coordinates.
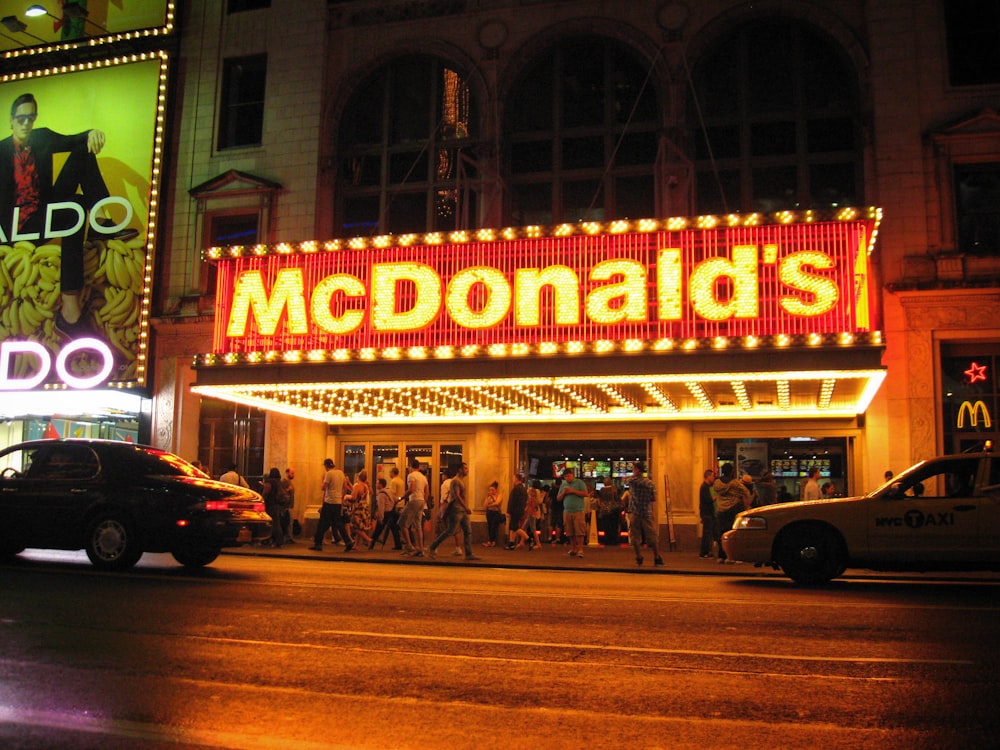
[[880, 456, 981, 499]]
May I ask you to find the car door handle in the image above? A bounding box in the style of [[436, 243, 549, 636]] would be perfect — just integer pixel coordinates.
[[952, 504, 976, 512], [70, 488, 89, 494]]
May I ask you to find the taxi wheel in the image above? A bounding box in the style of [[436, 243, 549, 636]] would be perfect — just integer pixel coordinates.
[[776, 523, 845, 585], [85, 513, 144, 571]]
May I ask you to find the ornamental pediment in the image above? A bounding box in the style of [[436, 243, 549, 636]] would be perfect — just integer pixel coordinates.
[[932, 108, 1000, 141]]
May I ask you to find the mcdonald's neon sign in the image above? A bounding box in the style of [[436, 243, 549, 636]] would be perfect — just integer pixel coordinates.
[[957, 400, 992, 429]]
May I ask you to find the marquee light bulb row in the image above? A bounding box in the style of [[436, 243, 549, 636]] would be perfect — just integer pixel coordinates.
[[191, 369, 887, 425], [2, 3, 175, 61], [196, 330, 883, 368], [0, 48, 168, 81], [205, 207, 882, 261]]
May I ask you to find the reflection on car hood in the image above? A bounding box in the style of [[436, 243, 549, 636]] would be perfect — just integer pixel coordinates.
[[154, 475, 264, 502], [743, 495, 867, 515]]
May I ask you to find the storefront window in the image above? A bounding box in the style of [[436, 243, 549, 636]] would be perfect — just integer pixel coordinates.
[[439, 444, 464, 474], [373, 444, 400, 486], [941, 344, 1000, 453], [339, 442, 464, 499], [405, 443, 434, 498], [343, 444, 367, 482], [0, 417, 136, 453], [519, 439, 648, 489], [714, 437, 848, 501]]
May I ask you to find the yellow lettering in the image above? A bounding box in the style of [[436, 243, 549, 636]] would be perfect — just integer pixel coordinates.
[[779, 251, 838, 316], [515, 266, 581, 326], [446, 267, 511, 329], [226, 268, 308, 337], [311, 274, 366, 335], [656, 248, 682, 320], [586, 259, 647, 324], [689, 245, 759, 321], [371, 262, 441, 331]]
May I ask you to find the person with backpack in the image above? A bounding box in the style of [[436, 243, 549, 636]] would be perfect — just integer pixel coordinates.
[[370, 477, 402, 550], [219, 462, 249, 488]]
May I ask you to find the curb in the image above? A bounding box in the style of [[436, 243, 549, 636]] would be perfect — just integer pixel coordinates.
[[223, 542, 1000, 583]]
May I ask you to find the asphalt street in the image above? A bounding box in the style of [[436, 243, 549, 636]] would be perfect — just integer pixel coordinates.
[[3, 547, 998, 749], [227, 534, 1000, 583]]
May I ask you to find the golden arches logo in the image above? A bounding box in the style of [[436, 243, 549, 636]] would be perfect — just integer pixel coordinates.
[[957, 400, 992, 429]]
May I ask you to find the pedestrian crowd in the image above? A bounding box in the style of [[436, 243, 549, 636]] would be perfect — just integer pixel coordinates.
[[200, 454, 848, 565], [202, 457, 671, 564]]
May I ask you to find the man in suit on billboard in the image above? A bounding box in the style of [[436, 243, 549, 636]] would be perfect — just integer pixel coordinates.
[[0, 92, 137, 335]]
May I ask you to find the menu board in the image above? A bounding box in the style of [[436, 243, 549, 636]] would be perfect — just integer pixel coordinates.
[[771, 458, 832, 477], [612, 460, 633, 477]]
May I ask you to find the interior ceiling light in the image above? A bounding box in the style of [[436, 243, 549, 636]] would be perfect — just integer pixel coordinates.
[[25, 2, 108, 33]]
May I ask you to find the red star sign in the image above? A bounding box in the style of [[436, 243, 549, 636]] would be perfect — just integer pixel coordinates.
[[964, 361, 988, 384]]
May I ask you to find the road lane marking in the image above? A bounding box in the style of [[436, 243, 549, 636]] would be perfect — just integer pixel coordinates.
[[194, 629, 969, 666]]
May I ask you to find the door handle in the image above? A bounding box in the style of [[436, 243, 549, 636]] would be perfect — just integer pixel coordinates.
[[952, 504, 976, 512]]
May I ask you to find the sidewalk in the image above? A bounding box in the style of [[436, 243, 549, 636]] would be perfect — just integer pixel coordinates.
[[224, 536, 1000, 582]]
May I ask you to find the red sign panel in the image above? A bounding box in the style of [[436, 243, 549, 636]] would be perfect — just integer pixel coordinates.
[[212, 215, 877, 355]]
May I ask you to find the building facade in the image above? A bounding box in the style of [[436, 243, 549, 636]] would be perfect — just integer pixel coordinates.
[[139, 0, 1000, 545]]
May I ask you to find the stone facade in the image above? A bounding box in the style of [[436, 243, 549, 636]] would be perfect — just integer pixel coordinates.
[[151, 0, 1000, 538]]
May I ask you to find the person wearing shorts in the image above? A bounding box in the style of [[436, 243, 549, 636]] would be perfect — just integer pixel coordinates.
[[627, 461, 664, 566], [558, 467, 588, 558], [399, 457, 428, 556]]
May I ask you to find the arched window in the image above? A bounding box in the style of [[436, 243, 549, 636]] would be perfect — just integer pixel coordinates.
[[688, 18, 864, 214], [337, 55, 478, 236], [505, 37, 661, 225]]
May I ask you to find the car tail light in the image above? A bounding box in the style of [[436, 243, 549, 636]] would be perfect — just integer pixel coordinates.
[[204, 501, 230, 511], [204, 500, 265, 512]]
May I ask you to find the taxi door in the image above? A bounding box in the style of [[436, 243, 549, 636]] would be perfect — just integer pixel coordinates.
[[867, 456, 983, 564], [978, 456, 1000, 562]]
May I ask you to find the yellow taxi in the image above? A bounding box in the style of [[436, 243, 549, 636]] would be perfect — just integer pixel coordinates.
[[721, 450, 1000, 584]]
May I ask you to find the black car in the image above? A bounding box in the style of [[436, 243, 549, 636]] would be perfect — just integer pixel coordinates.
[[0, 439, 272, 570]]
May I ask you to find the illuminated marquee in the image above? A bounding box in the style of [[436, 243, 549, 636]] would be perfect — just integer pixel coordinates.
[[211, 209, 880, 356]]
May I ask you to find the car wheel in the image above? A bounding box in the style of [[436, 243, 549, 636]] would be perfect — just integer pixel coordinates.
[[172, 542, 222, 568], [85, 514, 143, 571], [775, 523, 845, 585]]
